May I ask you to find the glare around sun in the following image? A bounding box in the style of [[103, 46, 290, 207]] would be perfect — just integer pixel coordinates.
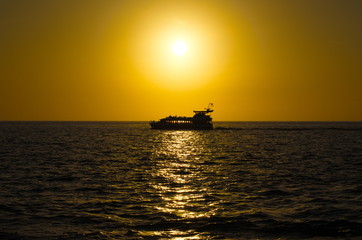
[[172, 40, 188, 56]]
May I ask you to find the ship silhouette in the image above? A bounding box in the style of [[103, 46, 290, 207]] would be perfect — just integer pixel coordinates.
[[150, 103, 214, 130]]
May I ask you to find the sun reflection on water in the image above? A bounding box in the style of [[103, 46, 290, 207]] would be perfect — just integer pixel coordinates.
[[145, 130, 217, 238]]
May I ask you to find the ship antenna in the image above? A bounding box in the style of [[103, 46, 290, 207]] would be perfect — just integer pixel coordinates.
[[207, 103, 213, 110], [204, 103, 214, 113]]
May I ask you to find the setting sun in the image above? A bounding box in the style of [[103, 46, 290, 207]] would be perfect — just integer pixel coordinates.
[[172, 40, 188, 56], [1, 1, 361, 121]]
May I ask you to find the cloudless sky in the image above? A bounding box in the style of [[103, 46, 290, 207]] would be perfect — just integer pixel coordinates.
[[1, 0, 361, 121]]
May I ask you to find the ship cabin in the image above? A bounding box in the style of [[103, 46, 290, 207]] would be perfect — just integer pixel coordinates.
[[160, 116, 193, 125]]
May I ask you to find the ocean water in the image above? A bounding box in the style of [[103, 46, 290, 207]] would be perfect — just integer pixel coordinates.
[[0, 121, 362, 240]]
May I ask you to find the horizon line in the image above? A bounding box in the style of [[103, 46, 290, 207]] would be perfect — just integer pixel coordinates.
[[1, 120, 361, 123]]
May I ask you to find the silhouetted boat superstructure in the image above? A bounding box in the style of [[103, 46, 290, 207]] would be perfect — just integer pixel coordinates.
[[150, 104, 214, 130]]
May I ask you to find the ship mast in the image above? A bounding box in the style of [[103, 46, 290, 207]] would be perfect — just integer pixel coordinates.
[[206, 103, 214, 112], [194, 103, 214, 114]]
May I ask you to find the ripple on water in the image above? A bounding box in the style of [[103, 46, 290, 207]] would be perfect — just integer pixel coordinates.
[[0, 122, 362, 239]]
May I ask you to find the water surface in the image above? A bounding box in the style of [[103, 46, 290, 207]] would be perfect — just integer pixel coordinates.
[[0, 121, 361, 239]]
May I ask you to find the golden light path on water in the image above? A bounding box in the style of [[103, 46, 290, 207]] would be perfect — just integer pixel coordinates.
[[144, 130, 219, 239]]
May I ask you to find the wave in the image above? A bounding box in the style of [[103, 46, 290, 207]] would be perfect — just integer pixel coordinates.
[[131, 216, 362, 239]]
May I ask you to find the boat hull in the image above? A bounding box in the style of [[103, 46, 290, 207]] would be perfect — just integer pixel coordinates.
[[150, 122, 213, 130]]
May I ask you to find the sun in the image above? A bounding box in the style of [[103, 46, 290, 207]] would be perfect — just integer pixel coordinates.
[[172, 40, 188, 56]]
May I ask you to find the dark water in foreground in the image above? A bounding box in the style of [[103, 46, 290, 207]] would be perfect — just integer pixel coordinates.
[[1, 121, 362, 240]]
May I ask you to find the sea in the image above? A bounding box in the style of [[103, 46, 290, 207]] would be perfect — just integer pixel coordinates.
[[0, 121, 361, 240]]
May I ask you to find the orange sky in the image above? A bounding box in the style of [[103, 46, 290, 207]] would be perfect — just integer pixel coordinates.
[[1, 0, 361, 121]]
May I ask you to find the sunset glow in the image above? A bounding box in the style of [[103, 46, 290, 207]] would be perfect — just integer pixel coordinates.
[[1, 1, 361, 121]]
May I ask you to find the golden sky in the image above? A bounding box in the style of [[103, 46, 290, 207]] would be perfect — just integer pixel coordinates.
[[1, 0, 361, 121]]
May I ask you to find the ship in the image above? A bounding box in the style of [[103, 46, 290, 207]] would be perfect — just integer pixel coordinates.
[[150, 104, 214, 130]]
